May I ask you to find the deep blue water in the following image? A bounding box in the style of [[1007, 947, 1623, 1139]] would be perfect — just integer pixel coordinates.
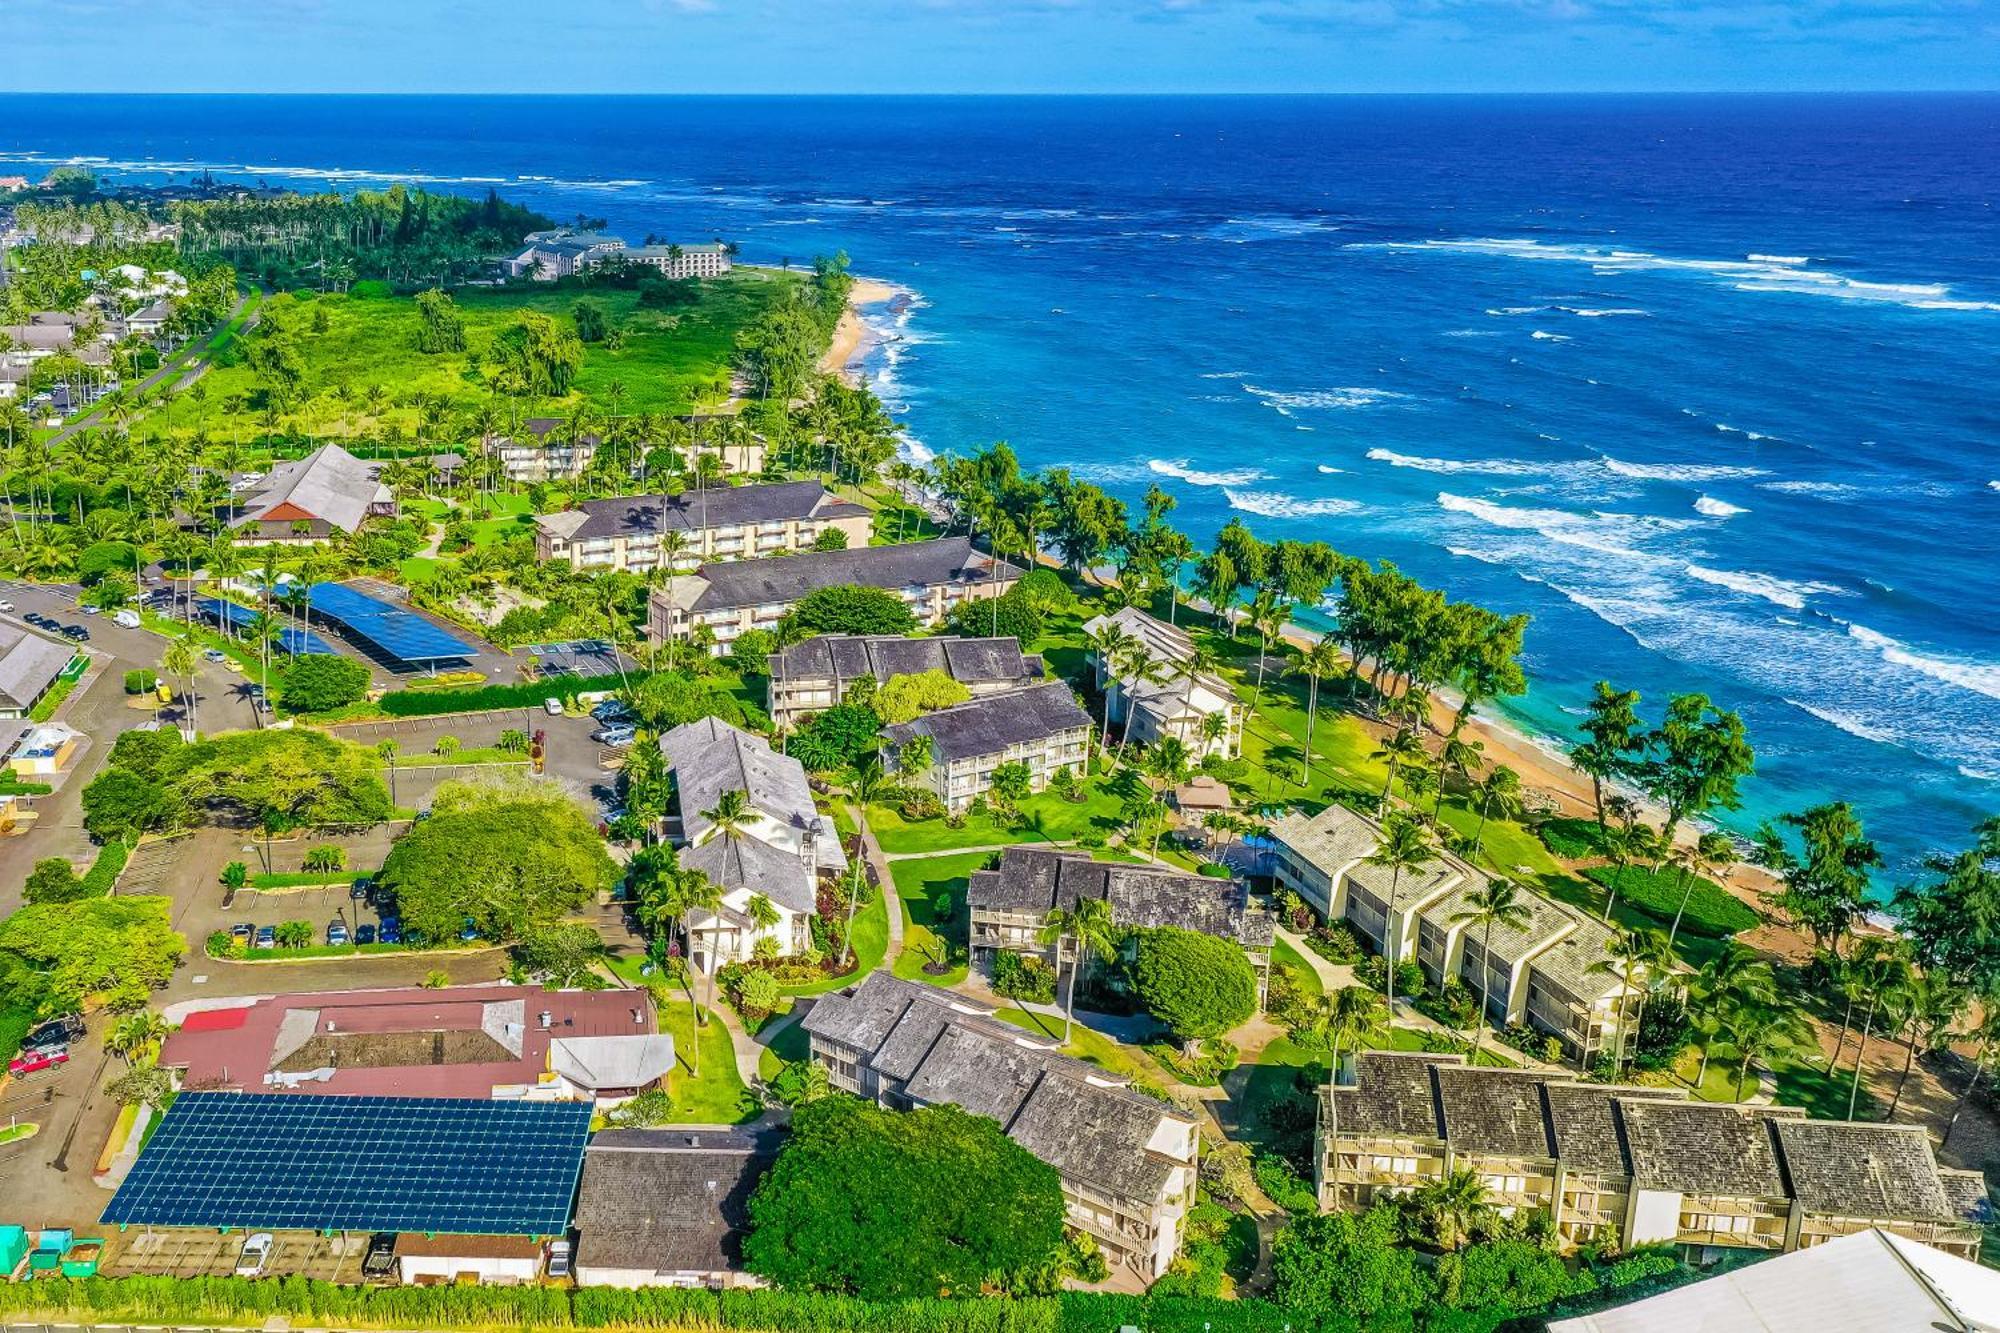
[[6, 94, 1998, 882]]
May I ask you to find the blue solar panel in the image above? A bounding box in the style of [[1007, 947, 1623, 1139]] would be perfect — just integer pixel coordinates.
[[304, 583, 476, 663], [279, 627, 338, 656], [103, 1094, 590, 1236], [196, 596, 260, 632]]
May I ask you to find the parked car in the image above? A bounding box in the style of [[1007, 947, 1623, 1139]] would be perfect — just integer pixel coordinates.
[[543, 697, 564, 716], [23, 612, 50, 628], [591, 724, 637, 747], [0, 599, 15, 612], [545, 1238, 572, 1279], [354, 924, 377, 946], [234, 1233, 275, 1278], [23, 1014, 82, 1053], [349, 879, 372, 901], [203, 648, 229, 664], [377, 917, 402, 945], [77, 603, 99, 615], [254, 925, 276, 949], [9, 1047, 69, 1077], [589, 700, 633, 723], [59, 624, 88, 641], [113, 609, 142, 629], [327, 920, 350, 946]]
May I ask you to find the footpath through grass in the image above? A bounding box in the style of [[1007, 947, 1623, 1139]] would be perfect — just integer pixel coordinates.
[[888, 851, 989, 987]]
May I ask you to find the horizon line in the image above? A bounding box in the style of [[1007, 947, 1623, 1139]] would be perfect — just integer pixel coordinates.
[[5, 88, 2000, 98]]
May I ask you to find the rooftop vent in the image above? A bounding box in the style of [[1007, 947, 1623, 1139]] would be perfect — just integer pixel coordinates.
[[538, 1010, 552, 1030]]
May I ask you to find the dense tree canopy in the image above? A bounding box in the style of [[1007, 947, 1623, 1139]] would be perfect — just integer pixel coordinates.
[[744, 1097, 1066, 1299], [82, 728, 391, 840], [1131, 927, 1259, 1046], [379, 799, 616, 943], [787, 702, 882, 773], [278, 653, 373, 713], [875, 670, 972, 725], [0, 896, 184, 1017], [779, 585, 917, 640]]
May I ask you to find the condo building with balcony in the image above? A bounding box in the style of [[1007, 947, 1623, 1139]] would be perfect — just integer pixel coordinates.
[[879, 682, 1092, 812], [766, 633, 1044, 731], [1084, 607, 1244, 759], [533, 481, 870, 573]]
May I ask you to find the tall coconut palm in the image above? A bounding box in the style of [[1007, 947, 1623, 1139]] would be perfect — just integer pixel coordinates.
[[1726, 1001, 1813, 1101], [1846, 945, 1915, 1120], [161, 633, 199, 738], [1450, 879, 1534, 1061], [746, 892, 782, 955], [1889, 976, 1965, 1120], [1588, 925, 1671, 1078], [1038, 895, 1118, 1046], [1371, 728, 1428, 812], [1246, 589, 1287, 714], [1666, 830, 1737, 951], [678, 869, 723, 1077], [1599, 819, 1664, 924], [1296, 638, 1344, 784], [1365, 811, 1437, 1010], [1310, 985, 1389, 1070], [1433, 733, 1484, 819], [1687, 943, 1776, 1089], [1471, 766, 1520, 856], [1945, 1005, 2000, 1148]]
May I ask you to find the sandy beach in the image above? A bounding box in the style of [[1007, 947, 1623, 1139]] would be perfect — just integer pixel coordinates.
[[820, 277, 899, 382]]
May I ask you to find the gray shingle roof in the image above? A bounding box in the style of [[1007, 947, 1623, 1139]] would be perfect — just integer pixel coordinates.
[[1432, 1066, 1556, 1159], [966, 847, 1272, 949], [537, 480, 862, 543], [659, 717, 845, 871], [1938, 1168, 1994, 1226], [1421, 866, 1581, 968], [0, 627, 74, 711], [1330, 1051, 1454, 1139], [879, 681, 1090, 763], [804, 974, 1193, 1203], [232, 443, 386, 534], [1773, 1119, 1957, 1222], [573, 1127, 775, 1276], [1618, 1099, 1788, 1198], [679, 830, 817, 915], [1269, 802, 1382, 879], [676, 537, 1021, 614], [772, 634, 1039, 689], [1530, 913, 1629, 1004], [1542, 1082, 1682, 1177]]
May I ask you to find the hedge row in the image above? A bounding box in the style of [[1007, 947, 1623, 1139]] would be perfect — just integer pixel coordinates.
[[379, 675, 639, 717], [80, 839, 132, 895], [0, 1277, 1318, 1333]]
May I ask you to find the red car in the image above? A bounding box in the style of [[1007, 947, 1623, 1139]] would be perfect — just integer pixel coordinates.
[[8, 1047, 69, 1077]]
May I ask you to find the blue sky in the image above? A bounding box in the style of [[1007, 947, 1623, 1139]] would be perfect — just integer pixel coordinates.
[[8, 0, 1999, 92]]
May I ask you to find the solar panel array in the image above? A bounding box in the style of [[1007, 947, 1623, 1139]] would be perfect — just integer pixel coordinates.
[[305, 583, 476, 663], [103, 1094, 591, 1236], [197, 597, 336, 655]]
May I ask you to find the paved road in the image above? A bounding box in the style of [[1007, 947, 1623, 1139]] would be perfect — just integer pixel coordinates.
[[43, 294, 255, 447]]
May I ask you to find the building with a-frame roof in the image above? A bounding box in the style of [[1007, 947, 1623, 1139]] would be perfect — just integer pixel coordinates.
[[1314, 1054, 1985, 1261], [533, 481, 870, 573], [802, 973, 1198, 1280], [228, 443, 395, 542], [572, 1126, 776, 1289], [880, 681, 1092, 812], [768, 633, 1044, 730], [1083, 606, 1244, 759]]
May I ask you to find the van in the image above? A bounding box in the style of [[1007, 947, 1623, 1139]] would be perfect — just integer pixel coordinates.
[[113, 609, 142, 629]]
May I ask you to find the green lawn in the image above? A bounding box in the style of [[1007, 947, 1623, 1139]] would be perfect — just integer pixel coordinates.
[[1270, 937, 1326, 996], [779, 879, 888, 996], [755, 1011, 811, 1082], [1228, 1033, 1327, 1152], [888, 851, 989, 986], [654, 993, 758, 1124], [866, 775, 1132, 855], [145, 270, 802, 440], [992, 1006, 1168, 1091]]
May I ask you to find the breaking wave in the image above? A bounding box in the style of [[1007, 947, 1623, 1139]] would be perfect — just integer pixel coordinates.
[[1694, 495, 1748, 518], [1147, 458, 1269, 488], [1845, 624, 2000, 701], [1683, 564, 1844, 610], [1603, 458, 1768, 482], [1224, 490, 1362, 520]]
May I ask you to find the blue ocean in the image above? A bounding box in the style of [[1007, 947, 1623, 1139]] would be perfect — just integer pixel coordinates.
[[6, 94, 1997, 881]]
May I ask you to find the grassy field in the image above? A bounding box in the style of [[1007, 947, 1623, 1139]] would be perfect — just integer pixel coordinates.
[[866, 772, 1134, 855], [993, 1005, 1169, 1091], [888, 850, 989, 986], [146, 270, 802, 438], [654, 991, 758, 1124], [1270, 937, 1326, 995]]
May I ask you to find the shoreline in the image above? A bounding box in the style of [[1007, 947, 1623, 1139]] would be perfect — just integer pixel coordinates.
[[821, 276, 899, 383]]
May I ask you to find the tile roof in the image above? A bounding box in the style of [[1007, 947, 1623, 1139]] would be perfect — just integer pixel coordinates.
[[966, 847, 1273, 949], [1618, 1099, 1788, 1198], [659, 717, 845, 871], [573, 1127, 776, 1276], [536, 480, 863, 543], [803, 974, 1193, 1203], [1269, 802, 1383, 879], [1772, 1119, 1957, 1222], [668, 537, 1021, 614], [232, 443, 387, 534], [879, 681, 1090, 763], [771, 634, 1039, 689], [1432, 1066, 1556, 1159]]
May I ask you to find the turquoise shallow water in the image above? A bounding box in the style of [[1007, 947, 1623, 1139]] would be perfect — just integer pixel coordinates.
[[5, 93, 1997, 882]]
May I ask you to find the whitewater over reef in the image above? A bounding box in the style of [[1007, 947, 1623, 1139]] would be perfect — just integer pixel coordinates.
[[12, 92, 1996, 877]]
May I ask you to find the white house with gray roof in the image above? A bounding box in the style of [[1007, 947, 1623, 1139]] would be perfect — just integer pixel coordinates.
[[227, 443, 396, 543], [1084, 607, 1243, 759], [0, 625, 78, 718], [659, 717, 847, 969], [803, 973, 1199, 1280]]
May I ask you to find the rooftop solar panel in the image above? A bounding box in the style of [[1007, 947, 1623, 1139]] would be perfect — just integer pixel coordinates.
[[304, 583, 476, 663], [196, 596, 260, 632], [278, 627, 338, 656], [102, 1093, 590, 1236]]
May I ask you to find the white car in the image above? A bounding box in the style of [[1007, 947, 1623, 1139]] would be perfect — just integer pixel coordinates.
[[113, 610, 142, 629], [234, 1232, 275, 1277], [0, 600, 14, 612], [544, 698, 564, 716]]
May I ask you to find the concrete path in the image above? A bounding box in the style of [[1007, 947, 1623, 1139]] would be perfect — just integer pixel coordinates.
[[46, 293, 254, 446], [1274, 924, 1354, 990], [853, 804, 903, 953]]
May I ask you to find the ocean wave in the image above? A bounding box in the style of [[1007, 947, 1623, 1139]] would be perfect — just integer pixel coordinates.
[[1761, 480, 1858, 499], [1530, 331, 1571, 342], [1368, 448, 1548, 476], [1355, 236, 2000, 313], [1603, 458, 1767, 482], [1242, 385, 1407, 412], [1225, 490, 1361, 520], [1715, 423, 1780, 441], [1693, 495, 1748, 518], [1845, 624, 2000, 701], [1565, 307, 1649, 317], [1684, 564, 1844, 610], [1148, 458, 1269, 487], [1316, 465, 1345, 474], [1200, 370, 1252, 379], [1789, 701, 1902, 745], [1435, 494, 1692, 562], [1989, 480, 2000, 492], [1443, 329, 1501, 337], [1485, 306, 1547, 316]]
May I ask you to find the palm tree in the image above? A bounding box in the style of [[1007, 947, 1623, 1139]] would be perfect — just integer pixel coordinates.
[[1470, 766, 1520, 856], [1726, 1001, 1813, 1101], [1414, 1167, 1490, 1251], [1686, 943, 1776, 1089], [678, 870, 724, 1078], [1365, 811, 1437, 1010], [746, 892, 782, 955], [1588, 925, 1671, 1078], [1846, 946, 1915, 1120], [700, 788, 754, 845], [1666, 831, 1737, 950], [108, 1010, 167, 1065], [161, 634, 199, 738], [1112, 643, 1172, 759], [1889, 976, 1964, 1119], [1945, 1005, 2000, 1148], [1599, 819, 1663, 924], [1246, 589, 1287, 713], [1450, 880, 1534, 1062], [1297, 638, 1343, 784], [1037, 896, 1118, 1046], [1371, 728, 1428, 812], [1084, 620, 1137, 751], [1310, 985, 1388, 1070]]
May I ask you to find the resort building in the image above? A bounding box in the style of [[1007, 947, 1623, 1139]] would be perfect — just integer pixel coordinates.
[[1084, 607, 1244, 759], [505, 229, 627, 280], [533, 481, 871, 572], [156, 985, 675, 1104], [766, 633, 1044, 730], [966, 846, 1273, 998], [226, 443, 396, 542], [879, 681, 1092, 812], [1316, 1052, 1988, 1262], [803, 973, 1199, 1280], [572, 1126, 776, 1290], [646, 537, 1020, 651], [659, 717, 848, 969], [626, 242, 733, 280], [0, 626, 79, 719], [1269, 801, 1644, 1062], [486, 417, 764, 484]]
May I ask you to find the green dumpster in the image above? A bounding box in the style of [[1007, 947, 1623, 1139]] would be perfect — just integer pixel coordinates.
[[60, 1239, 104, 1278], [0, 1225, 27, 1279]]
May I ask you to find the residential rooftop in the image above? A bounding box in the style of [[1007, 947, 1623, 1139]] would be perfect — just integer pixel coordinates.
[[573, 1126, 776, 1279], [878, 680, 1091, 763], [771, 633, 1042, 689], [534, 480, 863, 543], [968, 846, 1273, 948], [657, 537, 1021, 615], [658, 716, 845, 872]]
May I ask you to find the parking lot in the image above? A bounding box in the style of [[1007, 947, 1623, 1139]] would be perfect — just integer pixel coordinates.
[[107, 1227, 370, 1280]]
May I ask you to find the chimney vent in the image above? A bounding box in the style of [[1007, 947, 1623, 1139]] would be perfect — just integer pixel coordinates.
[[538, 1010, 552, 1029]]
